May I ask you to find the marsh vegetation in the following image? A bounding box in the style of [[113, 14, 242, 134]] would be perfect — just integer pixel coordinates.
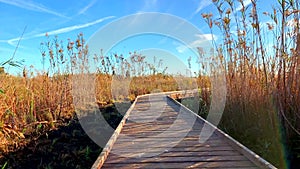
[[0, 0, 300, 168]]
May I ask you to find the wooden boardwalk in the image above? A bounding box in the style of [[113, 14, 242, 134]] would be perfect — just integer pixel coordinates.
[[92, 92, 276, 169]]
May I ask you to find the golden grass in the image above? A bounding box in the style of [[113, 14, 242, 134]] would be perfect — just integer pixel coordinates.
[[200, 0, 300, 168], [1, 1, 300, 168], [0, 70, 205, 153]]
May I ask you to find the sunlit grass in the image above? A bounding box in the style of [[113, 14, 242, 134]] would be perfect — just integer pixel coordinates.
[[1, 0, 300, 168], [199, 0, 300, 168]]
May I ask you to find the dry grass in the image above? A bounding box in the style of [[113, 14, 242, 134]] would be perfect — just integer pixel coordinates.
[[200, 0, 300, 168], [1, 0, 299, 168], [0, 67, 200, 154]]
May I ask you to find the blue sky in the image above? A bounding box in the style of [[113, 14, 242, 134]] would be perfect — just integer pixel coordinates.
[[0, 0, 277, 74]]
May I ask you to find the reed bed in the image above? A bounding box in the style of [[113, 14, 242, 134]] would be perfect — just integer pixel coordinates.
[[1, 1, 299, 168]]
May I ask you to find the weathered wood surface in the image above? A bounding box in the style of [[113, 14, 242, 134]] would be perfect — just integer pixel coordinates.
[[92, 92, 276, 169]]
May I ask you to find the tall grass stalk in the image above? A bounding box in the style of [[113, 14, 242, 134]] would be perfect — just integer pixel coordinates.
[[201, 0, 299, 168]]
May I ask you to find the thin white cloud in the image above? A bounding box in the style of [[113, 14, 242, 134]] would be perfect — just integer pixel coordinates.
[[192, 34, 217, 42], [2, 16, 115, 46], [34, 16, 115, 37], [78, 0, 97, 15], [139, 0, 157, 12], [176, 34, 217, 53], [176, 45, 187, 53], [7, 37, 22, 46], [236, 0, 252, 11], [0, 0, 68, 18], [193, 0, 213, 15]]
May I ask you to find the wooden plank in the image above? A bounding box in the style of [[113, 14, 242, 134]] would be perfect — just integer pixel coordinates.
[[101, 161, 258, 169], [158, 150, 241, 157], [109, 146, 236, 153], [112, 144, 232, 151], [112, 143, 230, 150], [114, 135, 222, 141], [100, 150, 242, 158], [105, 155, 249, 164]]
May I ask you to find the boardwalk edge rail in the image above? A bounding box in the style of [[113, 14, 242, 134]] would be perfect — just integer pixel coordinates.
[[91, 90, 277, 169], [91, 95, 140, 169]]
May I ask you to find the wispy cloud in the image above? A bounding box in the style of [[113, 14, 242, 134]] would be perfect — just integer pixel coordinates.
[[78, 0, 97, 15], [34, 16, 115, 37], [2, 16, 115, 46], [0, 0, 68, 18], [193, 0, 213, 15], [139, 0, 158, 12], [176, 34, 217, 53], [7, 37, 23, 46], [190, 34, 217, 46], [236, 0, 252, 11]]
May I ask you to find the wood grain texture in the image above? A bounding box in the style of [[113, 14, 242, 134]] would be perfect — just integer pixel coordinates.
[[92, 91, 276, 169]]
